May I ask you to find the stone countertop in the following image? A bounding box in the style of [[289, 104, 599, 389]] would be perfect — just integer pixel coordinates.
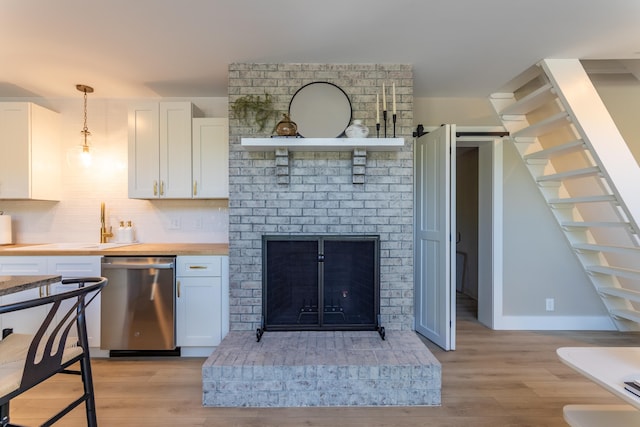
[[0, 275, 62, 296], [0, 243, 229, 256]]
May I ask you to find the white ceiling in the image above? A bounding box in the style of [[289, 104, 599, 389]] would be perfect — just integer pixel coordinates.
[[2, 0, 640, 99]]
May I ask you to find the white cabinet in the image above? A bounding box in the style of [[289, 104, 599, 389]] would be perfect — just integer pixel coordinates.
[[48, 256, 101, 347], [176, 256, 229, 354], [128, 102, 228, 199], [0, 257, 49, 334], [0, 256, 101, 347], [127, 102, 190, 198], [159, 102, 195, 198], [0, 102, 61, 200], [192, 118, 229, 198], [128, 102, 160, 198], [129, 102, 195, 198]]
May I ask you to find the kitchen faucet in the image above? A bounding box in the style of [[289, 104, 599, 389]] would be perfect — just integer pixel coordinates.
[[100, 202, 113, 243]]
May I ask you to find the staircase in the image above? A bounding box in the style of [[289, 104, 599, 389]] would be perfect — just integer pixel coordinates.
[[490, 59, 640, 331]]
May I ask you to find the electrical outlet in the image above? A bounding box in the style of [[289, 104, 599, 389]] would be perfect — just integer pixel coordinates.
[[169, 218, 181, 230], [194, 217, 203, 230], [545, 298, 555, 312]]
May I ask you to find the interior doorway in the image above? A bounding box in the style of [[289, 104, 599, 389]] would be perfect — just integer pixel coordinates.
[[455, 136, 502, 329], [456, 146, 479, 319]]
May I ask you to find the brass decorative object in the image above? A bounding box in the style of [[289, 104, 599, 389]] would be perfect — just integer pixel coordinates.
[[275, 113, 297, 136]]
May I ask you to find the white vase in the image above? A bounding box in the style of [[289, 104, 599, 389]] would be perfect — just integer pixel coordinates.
[[345, 120, 369, 138]]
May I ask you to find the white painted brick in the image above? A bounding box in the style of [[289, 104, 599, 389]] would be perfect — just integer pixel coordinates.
[[229, 63, 414, 331]]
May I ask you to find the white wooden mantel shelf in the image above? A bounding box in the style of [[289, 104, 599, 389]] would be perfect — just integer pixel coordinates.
[[240, 137, 405, 184], [240, 137, 405, 152]]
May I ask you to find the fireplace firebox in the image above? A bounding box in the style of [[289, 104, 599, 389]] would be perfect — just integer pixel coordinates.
[[259, 235, 383, 341]]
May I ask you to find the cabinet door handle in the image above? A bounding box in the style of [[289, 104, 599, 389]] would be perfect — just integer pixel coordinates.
[[40, 284, 51, 297], [193, 181, 198, 196], [189, 266, 207, 270], [160, 181, 165, 196], [153, 181, 158, 196], [177, 280, 181, 298]]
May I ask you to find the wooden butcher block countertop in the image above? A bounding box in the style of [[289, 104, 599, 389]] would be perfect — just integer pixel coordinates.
[[0, 243, 229, 256]]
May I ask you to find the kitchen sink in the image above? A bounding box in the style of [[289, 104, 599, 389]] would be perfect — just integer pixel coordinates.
[[6, 242, 140, 251]]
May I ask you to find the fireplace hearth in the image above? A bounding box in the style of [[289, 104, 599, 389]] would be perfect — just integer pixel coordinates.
[[259, 235, 383, 340], [202, 330, 442, 407]]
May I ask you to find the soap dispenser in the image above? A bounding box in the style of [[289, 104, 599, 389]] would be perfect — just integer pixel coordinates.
[[125, 221, 135, 243], [117, 221, 125, 243]]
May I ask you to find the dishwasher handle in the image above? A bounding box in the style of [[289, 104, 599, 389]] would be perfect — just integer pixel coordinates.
[[101, 261, 174, 270]]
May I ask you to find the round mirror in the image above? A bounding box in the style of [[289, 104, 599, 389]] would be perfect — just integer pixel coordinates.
[[289, 82, 352, 138]]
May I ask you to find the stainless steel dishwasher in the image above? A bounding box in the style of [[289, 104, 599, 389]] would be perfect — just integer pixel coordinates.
[[100, 256, 177, 355]]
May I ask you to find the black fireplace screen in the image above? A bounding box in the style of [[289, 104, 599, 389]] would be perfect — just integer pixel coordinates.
[[262, 235, 380, 332]]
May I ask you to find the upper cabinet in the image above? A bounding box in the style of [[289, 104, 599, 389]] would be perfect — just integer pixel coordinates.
[[0, 102, 61, 200], [128, 101, 193, 198], [192, 118, 228, 199], [128, 102, 228, 199]]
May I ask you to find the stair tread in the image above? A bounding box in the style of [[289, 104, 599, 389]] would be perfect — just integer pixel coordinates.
[[524, 139, 585, 160], [536, 166, 600, 182], [548, 195, 617, 204], [500, 83, 555, 115], [588, 265, 640, 280], [600, 287, 640, 302], [491, 67, 544, 95], [512, 111, 569, 139], [574, 243, 640, 254], [610, 309, 640, 323], [563, 221, 630, 228]]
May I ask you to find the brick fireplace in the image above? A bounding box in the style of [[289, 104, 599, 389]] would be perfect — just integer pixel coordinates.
[[202, 63, 441, 408], [227, 63, 415, 332]]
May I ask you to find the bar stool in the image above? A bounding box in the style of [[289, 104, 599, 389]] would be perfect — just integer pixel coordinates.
[[0, 277, 108, 427]]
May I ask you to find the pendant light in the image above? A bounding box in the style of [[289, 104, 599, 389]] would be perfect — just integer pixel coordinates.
[[67, 84, 95, 167]]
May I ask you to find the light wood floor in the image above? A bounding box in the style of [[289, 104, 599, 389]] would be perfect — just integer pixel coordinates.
[[10, 295, 640, 426]]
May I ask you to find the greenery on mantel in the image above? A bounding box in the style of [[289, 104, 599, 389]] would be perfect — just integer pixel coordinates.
[[231, 93, 279, 132]]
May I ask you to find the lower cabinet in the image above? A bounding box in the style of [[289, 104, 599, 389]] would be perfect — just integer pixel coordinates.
[[48, 256, 101, 347], [0, 257, 49, 335], [1, 254, 229, 357], [0, 256, 101, 347], [176, 256, 229, 354]]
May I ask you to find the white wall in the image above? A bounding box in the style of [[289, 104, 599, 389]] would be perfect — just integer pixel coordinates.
[[414, 97, 501, 127], [501, 142, 609, 318], [0, 96, 230, 244], [588, 73, 640, 166]]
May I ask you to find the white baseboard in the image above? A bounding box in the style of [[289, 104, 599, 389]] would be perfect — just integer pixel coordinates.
[[89, 348, 110, 358], [492, 315, 616, 330], [180, 347, 215, 357]]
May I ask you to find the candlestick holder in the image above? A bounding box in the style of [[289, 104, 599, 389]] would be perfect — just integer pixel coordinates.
[[383, 110, 387, 138], [376, 122, 380, 138], [392, 113, 397, 138]]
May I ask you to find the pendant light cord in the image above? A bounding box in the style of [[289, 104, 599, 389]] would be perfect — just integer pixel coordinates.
[[76, 84, 93, 146], [83, 88, 88, 134]]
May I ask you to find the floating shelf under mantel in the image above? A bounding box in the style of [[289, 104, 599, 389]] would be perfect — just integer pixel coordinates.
[[240, 137, 405, 152]]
